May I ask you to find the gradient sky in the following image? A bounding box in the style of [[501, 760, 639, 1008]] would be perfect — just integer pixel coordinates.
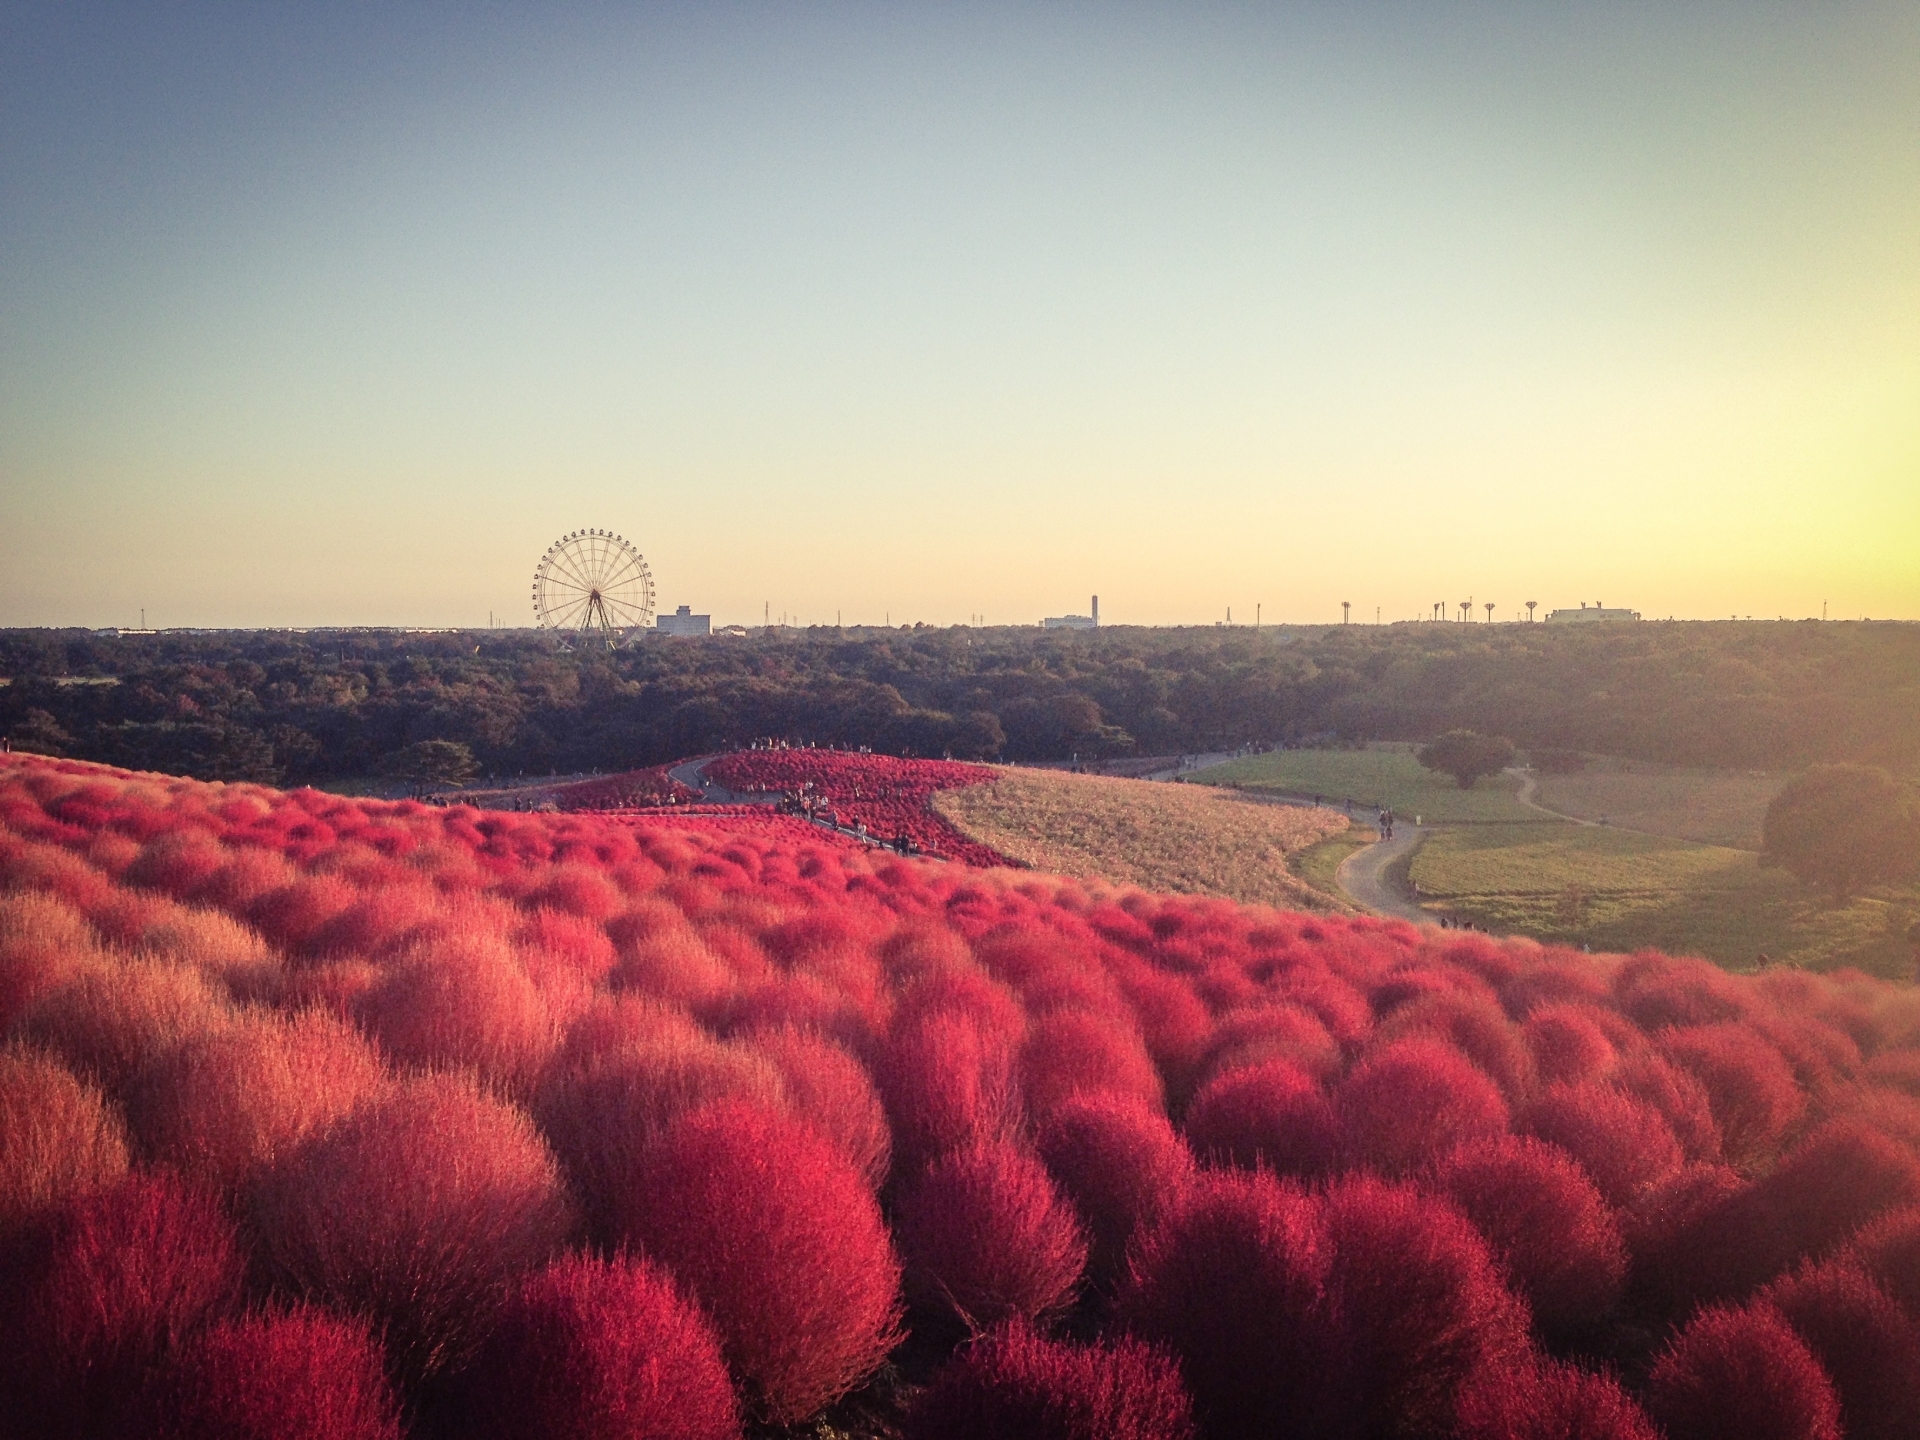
[[3, 3, 1915, 629]]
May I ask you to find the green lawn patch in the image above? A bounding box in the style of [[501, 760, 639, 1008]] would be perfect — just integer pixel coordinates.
[[1193, 746, 1535, 824], [1411, 821, 1916, 976]]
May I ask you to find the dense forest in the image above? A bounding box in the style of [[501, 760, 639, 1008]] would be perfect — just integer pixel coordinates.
[[1, 621, 1915, 786]]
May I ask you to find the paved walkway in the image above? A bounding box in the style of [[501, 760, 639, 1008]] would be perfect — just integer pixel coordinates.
[[1335, 821, 1432, 924]]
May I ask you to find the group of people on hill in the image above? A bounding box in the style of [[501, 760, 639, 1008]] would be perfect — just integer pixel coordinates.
[[1376, 806, 1398, 840]]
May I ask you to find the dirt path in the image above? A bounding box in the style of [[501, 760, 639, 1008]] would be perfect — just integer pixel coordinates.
[[1335, 821, 1432, 924]]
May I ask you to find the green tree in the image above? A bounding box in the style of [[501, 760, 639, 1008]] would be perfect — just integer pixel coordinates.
[[1762, 763, 1920, 902], [377, 738, 479, 789], [1416, 730, 1517, 789]]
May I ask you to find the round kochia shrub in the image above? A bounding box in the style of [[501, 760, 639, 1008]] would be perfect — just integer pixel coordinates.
[[249, 1071, 575, 1385], [462, 1253, 741, 1440], [1520, 1081, 1686, 1206], [1036, 1095, 1192, 1288], [0, 1173, 244, 1440], [878, 1008, 1022, 1176], [1429, 1134, 1627, 1334], [143, 1305, 402, 1440], [896, 1140, 1088, 1329], [607, 1100, 902, 1424], [1119, 1171, 1347, 1440], [0, 1044, 129, 1237], [743, 1024, 891, 1188], [126, 1008, 387, 1192], [905, 1322, 1196, 1440], [1645, 1301, 1841, 1440], [1455, 1357, 1658, 1440], [532, 1033, 787, 1246], [1760, 1257, 1920, 1440], [1182, 1059, 1340, 1180], [1336, 1037, 1510, 1176], [1316, 1173, 1532, 1438]]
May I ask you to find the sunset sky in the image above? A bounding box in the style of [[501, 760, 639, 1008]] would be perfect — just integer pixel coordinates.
[[2, 3, 1915, 629]]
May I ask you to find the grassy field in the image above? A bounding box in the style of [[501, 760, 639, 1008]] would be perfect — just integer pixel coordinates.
[[935, 767, 1349, 911], [1410, 820, 1917, 975], [1528, 758, 1785, 849], [1192, 745, 1536, 824]]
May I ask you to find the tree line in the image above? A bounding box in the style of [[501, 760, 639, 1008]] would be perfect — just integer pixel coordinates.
[[1, 620, 1914, 786]]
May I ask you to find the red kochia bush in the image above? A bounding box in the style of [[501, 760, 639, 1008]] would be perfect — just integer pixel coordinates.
[[896, 1140, 1088, 1329], [462, 1254, 741, 1440], [1760, 1258, 1920, 1440], [1522, 1004, 1623, 1087], [0, 1045, 129, 1237], [20, 957, 234, 1096], [1119, 1171, 1346, 1440], [1430, 1135, 1627, 1334], [1036, 1095, 1192, 1289], [353, 937, 557, 1096], [1744, 1119, 1920, 1279], [1455, 1357, 1659, 1440], [1856, 1204, 1920, 1320], [607, 1101, 903, 1424], [1336, 1037, 1510, 1176], [1019, 1008, 1164, 1122], [533, 1034, 787, 1245], [1645, 1302, 1841, 1440], [743, 1024, 891, 1188], [1660, 1024, 1806, 1168], [1520, 1081, 1686, 1206], [0, 1173, 244, 1440], [1182, 1059, 1341, 1180], [143, 1306, 402, 1440], [879, 1008, 1022, 1175], [1317, 1174, 1531, 1438], [905, 1322, 1196, 1440], [127, 1009, 387, 1192], [249, 1072, 575, 1384]]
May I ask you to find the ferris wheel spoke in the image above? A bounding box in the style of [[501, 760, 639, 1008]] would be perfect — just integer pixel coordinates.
[[597, 549, 647, 590], [545, 549, 598, 594], [539, 572, 592, 595], [603, 598, 649, 626], [545, 592, 594, 627]]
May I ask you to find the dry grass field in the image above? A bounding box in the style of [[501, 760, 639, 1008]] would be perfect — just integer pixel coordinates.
[[934, 767, 1350, 911], [1194, 746, 1536, 824], [1529, 758, 1787, 849]]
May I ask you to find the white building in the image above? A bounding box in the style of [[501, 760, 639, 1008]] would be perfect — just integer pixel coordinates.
[[1044, 595, 1100, 630], [656, 605, 711, 636], [1546, 603, 1640, 623]]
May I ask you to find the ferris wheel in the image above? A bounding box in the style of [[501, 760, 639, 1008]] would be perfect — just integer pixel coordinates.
[[531, 529, 656, 649]]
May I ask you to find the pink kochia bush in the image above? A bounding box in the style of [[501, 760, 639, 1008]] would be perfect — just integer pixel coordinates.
[[142, 1305, 402, 1440], [462, 1254, 741, 1440], [0, 1173, 244, 1439], [16, 753, 1920, 1432], [1645, 1302, 1842, 1440], [906, 1322, 1196, 1440], [249, 1072, 575, 1384], [608, 1101, 903, 1424], [1036, 1094, 1192, 1288], [896, 1140, 1088, 1328]]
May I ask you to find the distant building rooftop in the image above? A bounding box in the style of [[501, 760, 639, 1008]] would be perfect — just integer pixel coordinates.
[[1546, 604, 1640, 623], [656, 605, 711, 637]]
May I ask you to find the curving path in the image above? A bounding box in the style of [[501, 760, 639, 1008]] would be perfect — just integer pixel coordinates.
[[1335, 821, 1432, 924]]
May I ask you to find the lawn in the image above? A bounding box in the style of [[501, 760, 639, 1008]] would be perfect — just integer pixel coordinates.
[[1191, 745, 1536, 824], [934, 767, 1350, 911], [1410, 821, 1917, 976], [1529, 758, 1786, 849]]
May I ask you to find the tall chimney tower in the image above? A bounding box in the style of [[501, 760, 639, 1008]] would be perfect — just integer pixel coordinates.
[[1091, 595, 1099, 626]]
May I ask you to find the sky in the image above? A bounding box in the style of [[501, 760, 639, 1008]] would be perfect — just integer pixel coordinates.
[[2, 2, 1915, 630]]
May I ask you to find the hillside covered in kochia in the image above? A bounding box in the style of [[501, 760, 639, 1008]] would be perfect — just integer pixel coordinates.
[[2, 619, 1915, 785], [10, 754, 1920, 1436]]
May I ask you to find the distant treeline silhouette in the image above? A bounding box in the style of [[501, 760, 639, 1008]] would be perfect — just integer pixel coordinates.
[[0, 621, 1913, 784]]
